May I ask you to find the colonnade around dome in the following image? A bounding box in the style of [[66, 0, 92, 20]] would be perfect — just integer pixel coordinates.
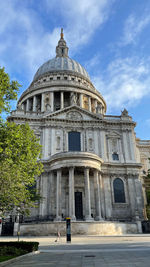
[[20, 90, 105, 114]]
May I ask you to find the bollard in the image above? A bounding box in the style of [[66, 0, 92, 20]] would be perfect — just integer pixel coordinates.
[[66, 217, 71, 243]]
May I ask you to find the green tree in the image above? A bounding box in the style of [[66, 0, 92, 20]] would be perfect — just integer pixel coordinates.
[[0, 122, 43, 215], [0, 67, 43, 216], [0, 66, 21, 115], [144, 166, 150, 219]]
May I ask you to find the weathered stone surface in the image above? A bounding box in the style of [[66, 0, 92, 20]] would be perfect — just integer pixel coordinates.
[[20, 221, 139, 236]]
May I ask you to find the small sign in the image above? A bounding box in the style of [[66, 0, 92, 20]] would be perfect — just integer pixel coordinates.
[[66, 217, 71, 242]]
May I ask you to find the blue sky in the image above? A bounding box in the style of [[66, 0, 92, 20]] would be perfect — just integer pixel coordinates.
[[1, 0, 150, 139]]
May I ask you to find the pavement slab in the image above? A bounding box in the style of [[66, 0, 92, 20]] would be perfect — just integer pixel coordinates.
[[1, 235, 150, 266]]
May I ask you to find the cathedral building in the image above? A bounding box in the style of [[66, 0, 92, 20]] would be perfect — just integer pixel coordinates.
[[8, 29, 150, 235]]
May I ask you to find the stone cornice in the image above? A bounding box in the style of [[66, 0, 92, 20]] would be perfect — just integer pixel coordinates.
[[102, 162, 142, 177], [8, 106, 135, 129], [102, 162, 142, 168], [8, 116, 135, 129], [41, 151, 103, 171]]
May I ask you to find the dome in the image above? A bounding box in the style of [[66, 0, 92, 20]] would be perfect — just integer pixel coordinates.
[[33, 57, 90, 81], [33, 28, 90, 82]]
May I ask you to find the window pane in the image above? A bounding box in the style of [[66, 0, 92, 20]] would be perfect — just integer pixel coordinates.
[[68, 131, 81, 151], [113, 178, 125, 203], [112, 153, 119, 160]]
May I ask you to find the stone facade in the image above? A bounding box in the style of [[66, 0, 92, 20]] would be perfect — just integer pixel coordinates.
[[8, 29, 150, 235]]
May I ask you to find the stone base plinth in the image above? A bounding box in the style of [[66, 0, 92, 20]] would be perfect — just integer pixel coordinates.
[[19, 221, 140, 236]]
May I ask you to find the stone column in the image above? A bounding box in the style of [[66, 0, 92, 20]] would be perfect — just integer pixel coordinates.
[[21, 103, 24, 110], [88, 96, 92, 112], [69, 167, 76, 220], [84, 168, 93, 221], [39, 174, 48, 219], [50, 92, 54, 112], [41, 93, 45, 112], [61, 91, 64, 109], [26, 99, 29, 112], [94, 170, 102, 220], [95, 99, 97, 113], [80, 94, 83, 108], [55, 169, 62, 221], [33, 95, 37, 112]]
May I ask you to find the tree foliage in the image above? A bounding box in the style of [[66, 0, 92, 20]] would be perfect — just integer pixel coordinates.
[[144, 160, 150, 219], [0, 122, 43, 215], [0, 66, 21, 115], [0, 67, 43, 216]]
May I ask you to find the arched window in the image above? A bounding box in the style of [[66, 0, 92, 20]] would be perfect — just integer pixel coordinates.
[[68, 131, 81, 151], [113, 178, 125, 203]]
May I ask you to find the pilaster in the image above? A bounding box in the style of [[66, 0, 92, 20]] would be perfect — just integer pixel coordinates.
[[94, 170, 102, 220]]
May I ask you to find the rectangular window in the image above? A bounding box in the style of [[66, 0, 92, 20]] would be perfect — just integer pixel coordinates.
[[112, 153, 119, 161], [68, 131, 81, 151]]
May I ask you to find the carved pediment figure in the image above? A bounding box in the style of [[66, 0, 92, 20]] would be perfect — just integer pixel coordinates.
[[66, 111, 82, 120]]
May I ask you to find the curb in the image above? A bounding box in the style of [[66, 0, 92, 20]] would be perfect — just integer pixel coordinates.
[[0, 250, 40, 266]]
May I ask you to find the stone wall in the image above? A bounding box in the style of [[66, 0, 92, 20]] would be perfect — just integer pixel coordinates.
[[20, 221, 139, 236]]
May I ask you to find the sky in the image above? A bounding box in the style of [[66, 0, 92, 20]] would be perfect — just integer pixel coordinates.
[[0, 0, 150, 140]]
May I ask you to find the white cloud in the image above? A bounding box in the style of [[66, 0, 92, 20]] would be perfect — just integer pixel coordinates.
[[92, 57, 150, 112], [120, 13, 150, 46], [0, 1, 61, 81], [63, 0, 113, 50], [0, 0, 114, 82]]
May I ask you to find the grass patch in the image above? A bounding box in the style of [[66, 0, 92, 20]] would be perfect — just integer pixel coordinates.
[[0, 255, 16, 262], [0, 241, 39, 263]]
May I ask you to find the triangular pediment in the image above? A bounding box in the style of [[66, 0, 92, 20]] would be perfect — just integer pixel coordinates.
[[43, 105, 102, 121]]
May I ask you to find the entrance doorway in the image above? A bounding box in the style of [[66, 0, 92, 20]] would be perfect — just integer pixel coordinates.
[[75, 192, 83, 220]]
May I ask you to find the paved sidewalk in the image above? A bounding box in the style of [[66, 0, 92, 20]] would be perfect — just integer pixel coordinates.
[[1, 235, 150, 266]]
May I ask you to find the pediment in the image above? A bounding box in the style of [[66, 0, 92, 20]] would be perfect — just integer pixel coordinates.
[[43, 105, 102, 121]]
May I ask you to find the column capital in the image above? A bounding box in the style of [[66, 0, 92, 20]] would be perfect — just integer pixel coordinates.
[[84, 167, 90, 172]]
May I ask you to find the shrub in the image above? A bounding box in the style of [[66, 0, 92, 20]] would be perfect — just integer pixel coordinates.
[[0, 242, 39, 253], [0, 246, 27, 256]]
